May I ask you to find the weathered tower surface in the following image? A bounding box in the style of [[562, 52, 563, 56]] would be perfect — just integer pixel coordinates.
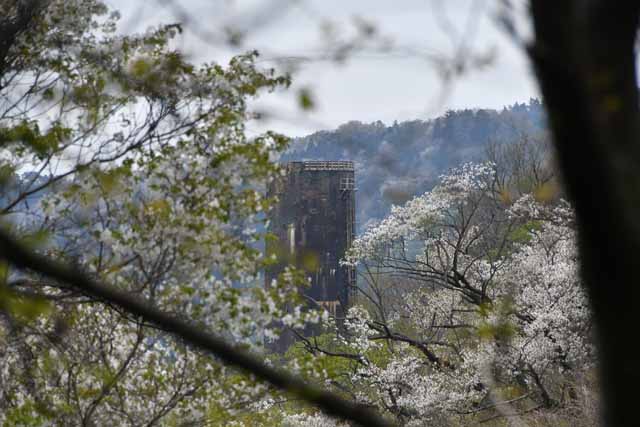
[[265, 161, 356, 350]]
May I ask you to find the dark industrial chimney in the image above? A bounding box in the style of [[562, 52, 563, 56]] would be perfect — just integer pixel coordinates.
[[265, 161, 356, 351]]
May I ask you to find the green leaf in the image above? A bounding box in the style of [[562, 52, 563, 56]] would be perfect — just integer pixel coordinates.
[[297, 88, 315, 110]]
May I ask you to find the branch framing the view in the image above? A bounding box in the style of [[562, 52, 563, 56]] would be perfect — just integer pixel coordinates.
[[0, 229, 392, 427], [529, 1, 640, 425]]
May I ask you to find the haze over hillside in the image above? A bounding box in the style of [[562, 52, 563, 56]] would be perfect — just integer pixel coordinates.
[[282, 99, 547, 231], [5, 100, 547, 237]]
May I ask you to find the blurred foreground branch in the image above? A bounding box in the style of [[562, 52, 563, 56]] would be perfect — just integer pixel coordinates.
[[529, 2, 640, 425], [0, 229, 392, 427]]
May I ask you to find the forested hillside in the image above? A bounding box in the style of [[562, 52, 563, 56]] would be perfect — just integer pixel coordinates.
[[282, 99, 547, 230]]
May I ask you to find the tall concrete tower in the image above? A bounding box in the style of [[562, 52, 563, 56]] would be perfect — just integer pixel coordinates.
[[265, 161, 356, 350]]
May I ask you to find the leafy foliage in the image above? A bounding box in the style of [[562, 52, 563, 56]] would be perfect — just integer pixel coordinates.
[[0, 1, 323, 425]]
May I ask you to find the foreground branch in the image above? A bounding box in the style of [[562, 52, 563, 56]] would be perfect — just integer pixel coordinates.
[[0, 229, 391, 427], [529, 1, 640, 425]]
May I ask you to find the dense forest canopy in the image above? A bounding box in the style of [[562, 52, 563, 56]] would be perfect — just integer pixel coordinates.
[[283, 99, 547, 230]]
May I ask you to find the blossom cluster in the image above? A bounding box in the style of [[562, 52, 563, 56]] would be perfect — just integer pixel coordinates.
[[289, 163, 595, 425]]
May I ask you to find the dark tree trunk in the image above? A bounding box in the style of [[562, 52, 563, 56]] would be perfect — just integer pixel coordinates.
[[529, 2, 640, 425], [0, 0, 46, 77]]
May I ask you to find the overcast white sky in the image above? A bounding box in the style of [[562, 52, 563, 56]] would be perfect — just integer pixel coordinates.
[[105, 0, 538, 136]]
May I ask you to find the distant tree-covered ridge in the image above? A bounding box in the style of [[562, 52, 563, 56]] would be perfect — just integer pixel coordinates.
[[282, 99, 547, 231]]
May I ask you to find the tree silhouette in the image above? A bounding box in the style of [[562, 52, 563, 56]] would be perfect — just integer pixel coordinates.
[[529, 2, 640, 425]]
